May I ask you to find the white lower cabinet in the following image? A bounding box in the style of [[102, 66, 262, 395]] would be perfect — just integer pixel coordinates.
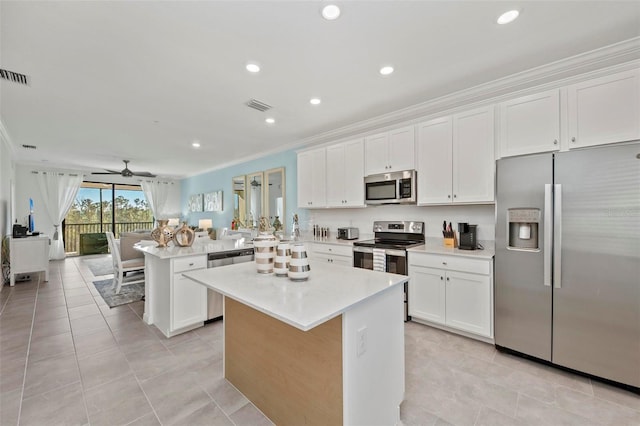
[[311, 243, 353, 267], [148, 254, 207, 338], [408, 252, 493, 340]]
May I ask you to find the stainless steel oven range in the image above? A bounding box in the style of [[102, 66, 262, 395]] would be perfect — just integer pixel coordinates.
[[353, 220, 425, 321]]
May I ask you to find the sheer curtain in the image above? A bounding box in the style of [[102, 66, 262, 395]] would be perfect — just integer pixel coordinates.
[[141, 180, 170, 221], [36, 172, 83, 260]]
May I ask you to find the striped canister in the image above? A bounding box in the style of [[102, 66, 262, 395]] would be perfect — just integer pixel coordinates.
[[274, 241, 292, 276], [253, 232, 278, 274]]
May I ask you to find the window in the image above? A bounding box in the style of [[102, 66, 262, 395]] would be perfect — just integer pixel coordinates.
[[64, 182, 153, 255]]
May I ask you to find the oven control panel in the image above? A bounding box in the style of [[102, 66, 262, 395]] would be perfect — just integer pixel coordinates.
[[373, 221, 424, 234]]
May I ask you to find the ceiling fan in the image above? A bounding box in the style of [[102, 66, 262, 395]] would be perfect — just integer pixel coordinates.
[[92, 160, 156, 178]]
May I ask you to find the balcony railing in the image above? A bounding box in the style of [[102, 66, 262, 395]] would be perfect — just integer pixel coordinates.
[[64, 222, 154, 255]]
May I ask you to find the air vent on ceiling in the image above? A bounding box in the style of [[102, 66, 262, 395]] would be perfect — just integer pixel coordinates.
[[1, 69, 29, 86], [246, 99, 272, 112], [22, 144, 37, 150]]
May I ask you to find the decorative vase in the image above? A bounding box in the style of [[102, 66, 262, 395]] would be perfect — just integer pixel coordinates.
[[274, 241, 291, 276], [150, 219, 174, 248], [173, 222, 195, 247], [254, 232, 278, 274], [288, 243, 310, 281]]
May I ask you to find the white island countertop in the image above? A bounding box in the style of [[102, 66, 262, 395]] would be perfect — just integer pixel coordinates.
[[134, 239, 253, 259], [183, 261, 408, 331]]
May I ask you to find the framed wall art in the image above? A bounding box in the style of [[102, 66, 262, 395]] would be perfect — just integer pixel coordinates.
[[189, 194, 203, 212], [204, 190, 223, 212]]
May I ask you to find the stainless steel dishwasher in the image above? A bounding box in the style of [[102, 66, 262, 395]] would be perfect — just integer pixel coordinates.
[[206, 248, 254, 321]]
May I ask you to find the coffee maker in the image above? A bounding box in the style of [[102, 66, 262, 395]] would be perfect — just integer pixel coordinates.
[[458, 223, 477, 250]]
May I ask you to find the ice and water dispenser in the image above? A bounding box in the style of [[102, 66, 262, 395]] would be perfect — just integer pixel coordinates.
[[507, 209, 540, 250]]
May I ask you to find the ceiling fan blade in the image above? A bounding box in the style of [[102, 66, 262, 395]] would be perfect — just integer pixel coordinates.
[[132, 172, 157, 177], [91, 171, 119, 175]]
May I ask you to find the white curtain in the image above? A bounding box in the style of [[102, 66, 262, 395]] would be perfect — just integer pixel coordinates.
[[36, 172, 83, 260], [141, 180, 170, 220]]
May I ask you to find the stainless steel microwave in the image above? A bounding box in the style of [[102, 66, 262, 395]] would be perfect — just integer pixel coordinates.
[[364, 170, 416, 205]]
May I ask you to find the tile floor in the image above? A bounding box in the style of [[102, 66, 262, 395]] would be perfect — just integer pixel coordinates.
[[0, 256, 638, 426]]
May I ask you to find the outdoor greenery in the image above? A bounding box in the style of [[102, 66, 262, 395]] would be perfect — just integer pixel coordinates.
[[66, 195, 152, 224]]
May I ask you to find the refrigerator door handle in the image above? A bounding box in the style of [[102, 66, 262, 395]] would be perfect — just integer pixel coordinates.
[[544, 184, 553, 287], [553, 184, 562, 289]]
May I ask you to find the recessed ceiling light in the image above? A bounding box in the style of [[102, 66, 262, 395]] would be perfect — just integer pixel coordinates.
[[246, 63, 261, 73], [497, 10, 519, 25], [379, 66, 394, 76], [192, 141, 201, 148], [310, 98, 321, 105], [265, 117, 275, 124], [321, 4, 341, 20]]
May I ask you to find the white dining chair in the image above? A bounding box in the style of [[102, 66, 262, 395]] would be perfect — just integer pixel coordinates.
[[105, 231, 145, 293]]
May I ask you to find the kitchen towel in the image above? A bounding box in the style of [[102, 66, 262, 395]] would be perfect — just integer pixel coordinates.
[[372, 248, 386, 272]]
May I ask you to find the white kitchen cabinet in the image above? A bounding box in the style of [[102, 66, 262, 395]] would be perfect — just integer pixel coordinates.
[[408, 266, 446, 324], [445, 270, 491, 337], [408, 252, 493, 340], [365, 125, 415, 175], [311, 242, 353, 267], [568, 69, 640, 149], [499, 89, 560, 157], [326, 139, 365, 207], [453, 106, 495, 203], [416, 116, 453, 204], [297, 147, 327, 208], [416, 106, 494, 205], [146, 254, 207, 337]]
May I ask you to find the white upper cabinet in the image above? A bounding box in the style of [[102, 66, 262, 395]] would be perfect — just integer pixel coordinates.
[[326, 139, 365, 207], [365, 125, 415, 175], [297, 147, 326, 208], [499, 89, 560, 157], [568, 69, 640, 149], [453, 106, 495, 203], [417, 106, 495, 205], [416, 116, 453, 204]]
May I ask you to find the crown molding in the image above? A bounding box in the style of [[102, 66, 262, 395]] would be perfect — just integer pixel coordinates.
[[296, 37, 640, 148]]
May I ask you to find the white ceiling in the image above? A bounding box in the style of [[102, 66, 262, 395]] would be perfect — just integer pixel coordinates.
[[1, 1, 639, 179]]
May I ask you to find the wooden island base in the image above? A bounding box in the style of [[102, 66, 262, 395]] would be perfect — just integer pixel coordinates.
[[225, 298, 343, 425]]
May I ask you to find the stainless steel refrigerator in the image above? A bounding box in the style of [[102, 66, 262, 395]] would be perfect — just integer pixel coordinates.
[[495, 141, 640, 389]]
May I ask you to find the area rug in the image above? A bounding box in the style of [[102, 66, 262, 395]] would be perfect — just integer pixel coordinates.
[[93, 278, 145, 308], [83, 256, 114, 277]]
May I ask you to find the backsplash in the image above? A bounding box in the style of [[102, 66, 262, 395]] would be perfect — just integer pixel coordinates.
[[304, 204, 496, 241]]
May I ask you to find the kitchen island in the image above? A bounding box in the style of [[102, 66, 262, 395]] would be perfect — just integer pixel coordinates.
[[184, 261, 407, 426], [135, 239, 252, 337]]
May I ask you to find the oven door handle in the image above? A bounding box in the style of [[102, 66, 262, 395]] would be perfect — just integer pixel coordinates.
[[353, 246, 373, 254], [352, 246, 407, 258], [385, 249, 407, 258]]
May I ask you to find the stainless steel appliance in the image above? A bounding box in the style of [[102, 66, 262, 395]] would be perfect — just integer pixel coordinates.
[[364, 170, 416, 205], [495, 142, 640, 390], [337, 227, 359, 240], [353, 220, 425, 321], [206, 247, 254, 321]]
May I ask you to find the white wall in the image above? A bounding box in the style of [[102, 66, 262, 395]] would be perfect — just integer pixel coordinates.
[[13, 164, 182, 239], [307, 204, 495, 241], [0, 136, 14, 239]]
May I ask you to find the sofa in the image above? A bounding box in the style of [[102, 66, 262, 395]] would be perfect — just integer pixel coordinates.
[[119, 231, 152, 261]]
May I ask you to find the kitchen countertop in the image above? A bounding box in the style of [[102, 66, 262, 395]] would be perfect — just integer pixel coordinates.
[[183, 261, 408, 331], [408, 238, 495, 259], [134, 238, 253, 259]]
